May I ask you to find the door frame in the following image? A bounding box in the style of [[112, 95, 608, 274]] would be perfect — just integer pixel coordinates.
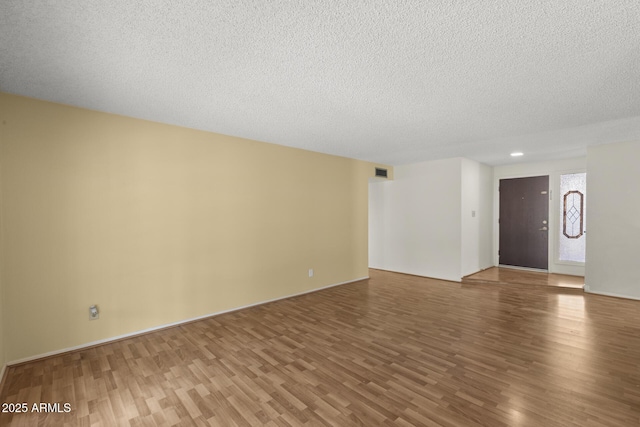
[[492, 162, 586, 276]]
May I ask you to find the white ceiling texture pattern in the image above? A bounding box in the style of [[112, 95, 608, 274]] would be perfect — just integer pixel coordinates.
[[1, 1, 639, 165]]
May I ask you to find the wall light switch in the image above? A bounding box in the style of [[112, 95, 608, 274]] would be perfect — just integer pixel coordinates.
[[308, 269, 314, 278]]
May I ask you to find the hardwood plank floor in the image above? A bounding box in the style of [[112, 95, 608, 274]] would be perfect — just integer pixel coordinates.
[[463, 267, 585, 289], [1, 269, 639, 426]]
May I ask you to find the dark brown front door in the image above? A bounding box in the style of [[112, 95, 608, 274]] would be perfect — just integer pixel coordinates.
[[499, 176, 549, 269]]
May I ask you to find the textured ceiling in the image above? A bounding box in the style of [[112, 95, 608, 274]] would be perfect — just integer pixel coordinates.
[[2, 1, 640, 166]]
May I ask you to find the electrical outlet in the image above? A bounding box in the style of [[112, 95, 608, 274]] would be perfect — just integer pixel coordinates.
[[89, 305, 99, 320], [308, 268, 314, 278]]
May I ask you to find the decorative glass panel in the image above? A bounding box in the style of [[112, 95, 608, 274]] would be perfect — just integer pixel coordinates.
[[563, 190, 584, 238], [559, 173, 586, 262]]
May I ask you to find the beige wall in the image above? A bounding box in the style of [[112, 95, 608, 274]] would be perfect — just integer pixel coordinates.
[[0, 206, 4, 372], [0, 109, 5, 372], [0, 93, 389, 362]]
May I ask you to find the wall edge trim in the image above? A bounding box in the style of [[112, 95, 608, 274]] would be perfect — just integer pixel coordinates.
[[7, 276, 369, 366]]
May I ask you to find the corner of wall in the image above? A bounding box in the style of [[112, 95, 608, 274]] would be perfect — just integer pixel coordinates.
[[0, 92, 7, 376], [460, 158, 494, 277]]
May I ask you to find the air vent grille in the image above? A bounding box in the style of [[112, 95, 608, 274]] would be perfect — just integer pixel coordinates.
[[375, 168, 388, 178]]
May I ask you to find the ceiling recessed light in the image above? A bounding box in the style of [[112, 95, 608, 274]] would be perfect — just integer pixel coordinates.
[[510, 152, 524, 157]]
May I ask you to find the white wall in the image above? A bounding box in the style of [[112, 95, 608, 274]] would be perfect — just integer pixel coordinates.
[[368, 177, 387, 270], [461, 159, 493, 277], [369, 158, 462, 282], [493, 157, 587, 276], [585, 141, 640, 300], [369, 157, 493, 282]]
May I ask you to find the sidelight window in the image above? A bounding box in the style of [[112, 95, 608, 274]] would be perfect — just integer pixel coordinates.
[[559, 173, 586, 262]]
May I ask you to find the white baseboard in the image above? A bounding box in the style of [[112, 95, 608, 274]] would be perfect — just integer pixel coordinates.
[[369, 267, 461, 283], [583, 287, 640, 301], [8, 276, 368, 366]]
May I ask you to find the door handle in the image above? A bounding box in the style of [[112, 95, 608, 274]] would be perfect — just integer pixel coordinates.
[[539, 226, 548, 231]]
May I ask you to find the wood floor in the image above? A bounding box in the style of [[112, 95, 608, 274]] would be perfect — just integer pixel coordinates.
[[1, 269, 639, 426], [463, 267, 585, 289]]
